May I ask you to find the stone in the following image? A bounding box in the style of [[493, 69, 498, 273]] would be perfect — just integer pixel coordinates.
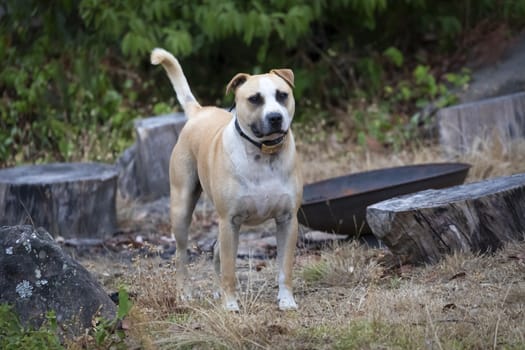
[[458, 35, 525, 103], [0, 225, 117, 336]]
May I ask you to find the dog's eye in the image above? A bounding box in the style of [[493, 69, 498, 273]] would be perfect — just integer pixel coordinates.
[[248, 94, 263, 105], [276, 90, 288, 103]]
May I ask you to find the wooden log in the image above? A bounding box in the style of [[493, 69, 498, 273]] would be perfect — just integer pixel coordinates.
[[366, 173, 525, 264], [438, 92, 525, 156], [134, 112, 187, 200], [0, 162, 118, 239]]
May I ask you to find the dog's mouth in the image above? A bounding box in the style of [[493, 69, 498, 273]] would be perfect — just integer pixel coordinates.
[[250, 124, 287, 140]]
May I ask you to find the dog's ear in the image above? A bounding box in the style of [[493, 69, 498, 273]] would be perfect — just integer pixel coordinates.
[[270, 69, 294, 88], [226, 73, 250, 95]]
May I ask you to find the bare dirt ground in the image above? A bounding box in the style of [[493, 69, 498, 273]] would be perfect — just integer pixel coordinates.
[[75, 135, 525, 349]]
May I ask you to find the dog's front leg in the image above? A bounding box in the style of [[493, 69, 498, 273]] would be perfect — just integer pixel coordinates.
[[275, 214, 299, 310], [218, 218, 241, 311]]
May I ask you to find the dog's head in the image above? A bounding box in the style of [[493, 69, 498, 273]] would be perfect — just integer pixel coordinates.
[[226, 69, 295, 142]]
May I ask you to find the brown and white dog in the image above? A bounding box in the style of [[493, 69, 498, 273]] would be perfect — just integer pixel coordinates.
[[151, 48, 303, 311]]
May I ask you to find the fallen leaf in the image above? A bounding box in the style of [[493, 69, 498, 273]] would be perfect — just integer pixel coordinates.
[[256, 261, 267, 271], [121, 319, 131, 330]]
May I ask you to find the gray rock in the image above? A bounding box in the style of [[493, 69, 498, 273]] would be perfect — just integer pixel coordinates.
[[0, 225, 117, 336], [459, 35, 525, 103]]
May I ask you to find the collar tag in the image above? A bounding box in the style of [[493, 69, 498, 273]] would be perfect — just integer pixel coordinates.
[[261, 142, 284, 155]]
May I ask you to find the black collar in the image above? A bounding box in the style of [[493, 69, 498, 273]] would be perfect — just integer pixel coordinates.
[[234, 118, 287, 155]]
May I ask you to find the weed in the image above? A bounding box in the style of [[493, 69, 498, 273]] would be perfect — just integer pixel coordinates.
[[301, 241, 383, 287], [302, 260, 329, 284], [334, 320, 418, 350], [66, 286, 133, 350], [0, 304, 63, 350], [88, 286, 133, 349]]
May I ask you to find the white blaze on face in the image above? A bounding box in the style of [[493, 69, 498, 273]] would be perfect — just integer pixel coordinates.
[[258, 77, 291, 131]]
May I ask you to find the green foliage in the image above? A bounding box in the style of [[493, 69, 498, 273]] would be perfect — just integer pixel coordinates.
[[91, 286, 133, 349], [0, 287, 133, 350], [0, 1, 144, 165], [353, 104, 405, 148], [0, 304, 63, 350], [1, 0, 523, 165], [302, 261, 330, 284], [383, 47, 404, 67], [353, 60, 471, 149]]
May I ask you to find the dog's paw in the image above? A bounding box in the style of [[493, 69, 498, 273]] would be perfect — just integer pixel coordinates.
[[278, 289, 298, 311], [278, 297, 298, 311]]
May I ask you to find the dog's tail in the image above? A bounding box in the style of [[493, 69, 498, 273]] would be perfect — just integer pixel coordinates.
[[151, 48, 201, 117]]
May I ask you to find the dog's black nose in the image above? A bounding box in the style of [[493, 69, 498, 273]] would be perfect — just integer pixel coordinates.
[[267, 112, 283, 129]]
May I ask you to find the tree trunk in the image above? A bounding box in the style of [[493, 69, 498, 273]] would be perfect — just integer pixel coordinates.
[[366, 173, 525, 264], [134, 112, 187, 200], [0, 162, 118, 238]]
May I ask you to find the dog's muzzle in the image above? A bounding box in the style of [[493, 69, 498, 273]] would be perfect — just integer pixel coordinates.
[[250, 113, 285, 138], [267, 112, 283, 133], [235, 119, 287, 155]]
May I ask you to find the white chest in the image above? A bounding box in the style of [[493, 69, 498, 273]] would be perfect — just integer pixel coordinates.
[[235, 157, 295, 225], [223, 123, 296, 225]]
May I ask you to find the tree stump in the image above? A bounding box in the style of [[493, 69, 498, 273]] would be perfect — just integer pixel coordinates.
[[366, 173, 525, 264], [0, 162, 118, 238], [438, 92, 525, 156], [134, 112, 187, 200]]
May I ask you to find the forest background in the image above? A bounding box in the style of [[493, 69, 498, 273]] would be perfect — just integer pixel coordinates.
[[2, 0, 525, 167]]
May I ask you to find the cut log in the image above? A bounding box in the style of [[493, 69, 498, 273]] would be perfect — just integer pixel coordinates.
[[134, 112, 187, 200], [0, 162, 118, 238], [115, 143, 141, 200], [438, 92, 525, 156], [366, 173, 525, 264]]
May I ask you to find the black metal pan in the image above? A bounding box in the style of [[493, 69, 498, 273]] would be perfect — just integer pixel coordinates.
[[299, 163, 471, 236]]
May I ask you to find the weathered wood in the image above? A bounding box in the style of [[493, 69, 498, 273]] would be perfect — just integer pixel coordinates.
[[134, 112, 187, 200], [366, 173, 525, 264], [0, 162, 118, 238], [438, 92, 525, 156]]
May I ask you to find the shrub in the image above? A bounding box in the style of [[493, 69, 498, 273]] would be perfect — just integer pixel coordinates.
[[1, 0, 523, 165]]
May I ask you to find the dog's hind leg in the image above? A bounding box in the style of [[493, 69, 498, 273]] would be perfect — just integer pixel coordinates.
[[170, 161, 201, 300]]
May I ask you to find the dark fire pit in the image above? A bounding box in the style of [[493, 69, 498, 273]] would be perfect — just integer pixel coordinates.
[[299, 162, 471, 236]]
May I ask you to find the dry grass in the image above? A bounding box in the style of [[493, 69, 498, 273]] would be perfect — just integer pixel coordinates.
[[295, 122, 525, 184], [80, 130, 525, 349], [119, 239, 525, 349]]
